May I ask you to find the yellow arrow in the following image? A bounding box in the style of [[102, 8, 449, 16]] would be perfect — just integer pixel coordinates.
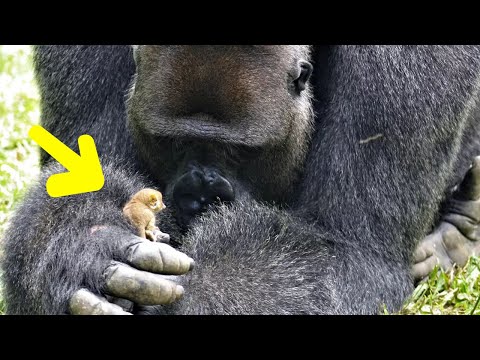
[[28, 125, 105, 198]]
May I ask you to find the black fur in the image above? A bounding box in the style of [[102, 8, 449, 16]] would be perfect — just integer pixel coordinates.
[[33, 45, 138, 166], [3, 45, 480, 314], [2, 159, 146, 314]]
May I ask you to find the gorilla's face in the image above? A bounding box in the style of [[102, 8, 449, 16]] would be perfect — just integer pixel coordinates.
[[127, 45, 314, 227]]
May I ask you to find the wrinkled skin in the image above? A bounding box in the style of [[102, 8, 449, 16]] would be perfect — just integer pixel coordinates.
[[66, 227, 194, 315], [67, 226, 194, 315]]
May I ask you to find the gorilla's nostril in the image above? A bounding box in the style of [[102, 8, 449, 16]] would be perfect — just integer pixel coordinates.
[[189, 170, 204, 187], [212, 178, 235, 202], [172, 167, 235, 226], [189, 200, 202, 213]]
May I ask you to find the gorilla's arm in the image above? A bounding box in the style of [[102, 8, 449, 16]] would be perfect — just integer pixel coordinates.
[[135, 200, 410, 315], [297, 46, 480, 287], [2, 160, 193, 315], [33, 45, 137, 165]]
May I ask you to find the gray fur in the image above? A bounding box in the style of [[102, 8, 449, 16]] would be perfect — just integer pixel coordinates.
[[3, 45, 480, 314], [2, 160, 151, 314], [33, 45, 138, 166]]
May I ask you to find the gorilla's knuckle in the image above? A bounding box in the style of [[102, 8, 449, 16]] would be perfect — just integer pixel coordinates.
[[103, 261, 123, 283]]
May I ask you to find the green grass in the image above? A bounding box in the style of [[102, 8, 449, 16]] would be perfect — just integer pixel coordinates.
[[0, 45, 41, 315], [0, 46, 479, 315], [401, 257, 480, 315], [0, 46, 40, 235]]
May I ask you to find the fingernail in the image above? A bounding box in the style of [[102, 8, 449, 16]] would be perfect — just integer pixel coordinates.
[[175, 285, 185, 299]]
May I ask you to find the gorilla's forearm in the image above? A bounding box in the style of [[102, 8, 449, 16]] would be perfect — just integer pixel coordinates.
[[142, 201, 411, 315], [300, 46, 480, 260], [1, 159, 151, 314]]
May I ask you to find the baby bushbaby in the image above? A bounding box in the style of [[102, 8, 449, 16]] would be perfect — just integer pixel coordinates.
[[122, 188, 170, 243]]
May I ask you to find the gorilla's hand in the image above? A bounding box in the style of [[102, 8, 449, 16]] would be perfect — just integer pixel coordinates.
[[2, 161, 196, 315], [68, 228, 194, 315], [412, 156, 480, 282]]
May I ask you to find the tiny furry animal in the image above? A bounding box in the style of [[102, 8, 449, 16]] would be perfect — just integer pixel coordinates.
[[122, 188, 170, 243]]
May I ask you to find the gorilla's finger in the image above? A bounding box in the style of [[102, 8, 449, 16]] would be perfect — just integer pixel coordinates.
[[104, 262, 184, 305], [443, 241, 471, 268], [456, 156, 480, 201], [445, 200, 480, 223], [126, 240, 194, 275], [413, 241, 434, 263], [104, 295, 135, 313], [69, 288, 132, 315], [443, 212, 480, 242], [411, 255, 438, 282], [441, 228, 474, 268], [413, 225, 455, 274]]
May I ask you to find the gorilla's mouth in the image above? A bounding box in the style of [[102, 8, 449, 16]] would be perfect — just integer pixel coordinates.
[[171, 164, 235, 228]]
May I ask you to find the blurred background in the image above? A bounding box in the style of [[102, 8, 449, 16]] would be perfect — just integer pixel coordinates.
[[0, 45, 478, 315], [0, 45, 40, 314], [0, 46, 40, 235]]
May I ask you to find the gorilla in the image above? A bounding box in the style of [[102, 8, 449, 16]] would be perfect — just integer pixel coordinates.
[[2, 45, 480, 315]]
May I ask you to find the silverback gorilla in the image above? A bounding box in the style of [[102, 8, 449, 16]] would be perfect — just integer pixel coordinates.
[[2, 45, 480, 314]]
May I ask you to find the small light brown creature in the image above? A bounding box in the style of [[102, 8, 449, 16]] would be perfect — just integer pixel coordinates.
[[122, 188, 170, 242]]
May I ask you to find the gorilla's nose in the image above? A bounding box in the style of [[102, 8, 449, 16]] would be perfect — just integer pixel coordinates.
[[172, 167, 235, 226]]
